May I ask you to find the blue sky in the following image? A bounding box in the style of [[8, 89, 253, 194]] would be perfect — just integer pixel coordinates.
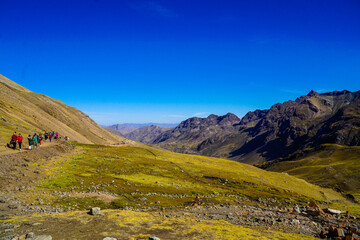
[[1, 0, 359, 125]]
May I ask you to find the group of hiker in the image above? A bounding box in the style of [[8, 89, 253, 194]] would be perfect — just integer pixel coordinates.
[[9, 131, 66, 151]]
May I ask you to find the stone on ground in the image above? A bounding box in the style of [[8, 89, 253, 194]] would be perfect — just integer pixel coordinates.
[[33, 236, 52, 240], [90, 207, 101, 215], [25, 232, 34, 239], [149, 237, 160, 240]]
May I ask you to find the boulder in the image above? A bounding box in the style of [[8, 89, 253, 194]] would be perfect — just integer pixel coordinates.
[[25, 232, 34, 239], [335, 228, 345, 238], [326, 208, 346, 214], [149, 237, 160, 240], [103, 238, 117, 240], [90, 207, 101, 215]]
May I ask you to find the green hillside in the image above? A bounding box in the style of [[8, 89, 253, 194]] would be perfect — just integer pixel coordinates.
[[267, 144, 360, 201], [22, 143, 352, 211]]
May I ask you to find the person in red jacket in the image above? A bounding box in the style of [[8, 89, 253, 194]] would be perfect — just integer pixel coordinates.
[[11, 132, 17, 150], [17, 133, 23, 151]]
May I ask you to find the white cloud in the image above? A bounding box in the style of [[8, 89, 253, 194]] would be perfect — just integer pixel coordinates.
[[192, 112, 209, 117]]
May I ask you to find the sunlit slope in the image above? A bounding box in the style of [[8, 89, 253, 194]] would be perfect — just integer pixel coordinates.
[[267, 144, 360, 199], [0, 74, 127, 147], [35, 143, 349, 211]]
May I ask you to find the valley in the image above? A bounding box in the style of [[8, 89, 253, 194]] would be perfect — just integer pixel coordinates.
[[1, 76, 360, 240]]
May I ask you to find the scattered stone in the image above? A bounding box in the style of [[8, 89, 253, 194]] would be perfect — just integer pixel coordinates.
[[103, 238, 117, 240], [0, 236, 15, 240], [294, 206, 301, 213], [0, 199, 6, 203], [326, 208, 346, 215], [149, 237, 160, 240], [33, 236, 52, 240], [335, 228, 345, 237], [90, 207, 101, 215], [18, 235, 26, 240], [26, 232, 34, 239]]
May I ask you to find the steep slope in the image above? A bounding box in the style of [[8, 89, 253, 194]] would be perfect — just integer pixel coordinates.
[[124, 125, 172, 143], [231, 90, 360, 163], [0, 74, 127, 148], [153, 113, 241, 158], [152, 90, 360, 164]]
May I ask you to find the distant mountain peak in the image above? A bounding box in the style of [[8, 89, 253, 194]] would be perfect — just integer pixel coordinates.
[[307, 90, 320, 97], [207, 114, 218, 119]]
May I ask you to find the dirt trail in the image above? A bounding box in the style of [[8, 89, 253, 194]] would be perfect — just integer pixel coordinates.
[[0, 139, 62, 156], [0, 141, 75, 191]]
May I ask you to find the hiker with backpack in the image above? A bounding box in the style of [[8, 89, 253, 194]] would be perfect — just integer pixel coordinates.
[[49, 133, 53, 142], [33, 133, 38, 149], [17, 133, 23, 151], [28, 135, 34, 150], [39, 134, 43, 146], [10, 132, 17, 150]]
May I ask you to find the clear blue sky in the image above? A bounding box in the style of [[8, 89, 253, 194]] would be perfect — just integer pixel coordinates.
[[1, 0, 359, 125]]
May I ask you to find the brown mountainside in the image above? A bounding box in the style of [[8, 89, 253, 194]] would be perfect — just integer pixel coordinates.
[[152, 90, 360, 164], [0, 74, 128, 149]]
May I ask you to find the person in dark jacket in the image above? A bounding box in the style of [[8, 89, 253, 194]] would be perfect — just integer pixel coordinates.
[[11, 132, 17, 150], [28, 135, 34, 150]]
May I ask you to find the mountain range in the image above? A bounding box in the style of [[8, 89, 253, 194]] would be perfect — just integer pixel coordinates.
[[106, 123, 178, 136], [126, 90, 360, 164]]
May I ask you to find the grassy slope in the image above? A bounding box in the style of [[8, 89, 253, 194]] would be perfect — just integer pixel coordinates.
[[0, 74, 128, 148], [267, 144, 360, 200], [23, 143, 354, 212], [5, 142, 342, 239]]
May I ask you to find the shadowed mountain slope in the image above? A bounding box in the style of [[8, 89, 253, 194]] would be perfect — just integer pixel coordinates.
[[151, 90, 360, 164], [0, 74, 128, 149]]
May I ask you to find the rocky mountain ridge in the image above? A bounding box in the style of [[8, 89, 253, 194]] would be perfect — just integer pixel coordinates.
[[147, 90, 360, 164]]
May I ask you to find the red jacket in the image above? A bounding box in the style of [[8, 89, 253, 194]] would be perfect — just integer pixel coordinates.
[[11, 134, 17, 141], [17, 135, 23, 143]]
